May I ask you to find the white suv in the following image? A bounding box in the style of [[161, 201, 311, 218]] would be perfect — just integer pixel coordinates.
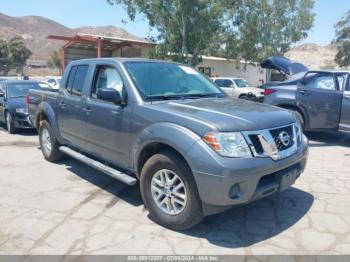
[[211, 77, 264, 100]]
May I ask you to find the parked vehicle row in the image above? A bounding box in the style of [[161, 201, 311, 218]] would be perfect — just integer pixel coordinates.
[[23, 58, 308, 230], [0, 80, 52, 133], [261, 56, 350, 133]]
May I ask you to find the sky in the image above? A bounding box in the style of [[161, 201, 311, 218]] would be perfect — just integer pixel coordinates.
[[0, 0, 349, 46]]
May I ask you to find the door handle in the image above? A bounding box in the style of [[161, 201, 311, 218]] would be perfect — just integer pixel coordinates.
[[58, 102, 66, 108], [299, 90, 309, 96], [83, 107, 92, 113], [344, 95, 350, 101]]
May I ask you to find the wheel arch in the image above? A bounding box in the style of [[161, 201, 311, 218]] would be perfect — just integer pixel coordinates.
[[133, 123, 201, 178], [137, 142, 192, 179], [35, 102, 63, 143]]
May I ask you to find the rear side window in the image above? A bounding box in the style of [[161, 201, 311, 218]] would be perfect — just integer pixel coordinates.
[[65, 65, 89, 96], [303, 73, 336, 91], [66, 66, 77, 93], [336, 73, 347, 90], [346, 75, 350, 91]]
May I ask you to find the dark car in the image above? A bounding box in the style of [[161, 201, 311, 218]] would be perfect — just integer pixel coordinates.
[[0, 80, 52, 133], [261, 57, 350, 132]]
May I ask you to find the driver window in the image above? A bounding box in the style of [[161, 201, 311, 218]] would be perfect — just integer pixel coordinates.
[[92, 66, 124, 99]]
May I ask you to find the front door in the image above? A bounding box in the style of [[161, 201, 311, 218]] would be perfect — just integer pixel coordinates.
[[297, 72, 343, 130], [57, 65, 89, 147], [339, 75, 350, 132], [82, 64, 130, 167]]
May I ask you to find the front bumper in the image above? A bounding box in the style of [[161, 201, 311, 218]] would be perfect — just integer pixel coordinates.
[[187, 134, 308, 209], [13, 113, 34, 129]]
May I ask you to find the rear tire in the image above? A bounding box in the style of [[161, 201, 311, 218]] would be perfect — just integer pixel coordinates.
[[6, 112, 18, 134], [39, 120, 64, 162], [140, 150, 203, 230]]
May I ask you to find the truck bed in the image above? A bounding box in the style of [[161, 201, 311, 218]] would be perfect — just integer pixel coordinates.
[[28, 89, 59, 129]]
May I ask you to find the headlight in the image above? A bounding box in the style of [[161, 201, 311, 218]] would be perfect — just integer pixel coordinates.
[[203, 132, 252, 158], [15, 108, 26, 113]]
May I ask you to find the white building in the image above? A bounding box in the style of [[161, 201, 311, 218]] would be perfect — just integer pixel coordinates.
[[196, 56, 267, 86]]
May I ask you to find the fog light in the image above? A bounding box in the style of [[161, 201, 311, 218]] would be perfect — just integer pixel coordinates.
[[229, 184, 242, 199]]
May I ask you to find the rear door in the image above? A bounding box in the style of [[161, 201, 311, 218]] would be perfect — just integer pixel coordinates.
[[82, 63, 130, 167], [297, 72, 343, 130], [339, 74, 350, 132], [57, 65, 89, 147]]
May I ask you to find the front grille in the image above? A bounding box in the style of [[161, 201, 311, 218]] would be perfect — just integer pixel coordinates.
[[269, 125, 294, 151], [248, 134, 264, 154], [243, 124, 298, 160]]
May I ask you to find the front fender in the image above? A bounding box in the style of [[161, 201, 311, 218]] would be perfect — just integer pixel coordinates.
[[36, 102, 64, 144], [132, 122, 202, 172]]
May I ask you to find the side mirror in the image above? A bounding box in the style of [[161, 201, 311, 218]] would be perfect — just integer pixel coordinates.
[[96, 88, 123, 105], [0, 92, 4, 97], [230, 84, 235, 88]]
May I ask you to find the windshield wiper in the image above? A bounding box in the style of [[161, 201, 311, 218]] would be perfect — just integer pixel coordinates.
[[145, 95, 186, 101], [182, 93, 224, 98], [145, 93, 224, 101]]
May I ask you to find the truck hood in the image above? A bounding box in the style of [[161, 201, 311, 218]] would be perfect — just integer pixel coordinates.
[[151, 97, 296, 132], [261, 56, 308, 75]]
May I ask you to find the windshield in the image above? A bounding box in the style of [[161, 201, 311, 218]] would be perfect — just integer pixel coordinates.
[[234, 79, 250, 88], [124, 61, 224, 100], [7, 82, 49, 98]]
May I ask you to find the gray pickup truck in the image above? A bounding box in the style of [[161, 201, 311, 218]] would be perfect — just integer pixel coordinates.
[[28, 58, 308, 230]]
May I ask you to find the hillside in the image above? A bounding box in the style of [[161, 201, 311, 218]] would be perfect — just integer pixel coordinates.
[[0, 13, 146, 63], [286, 43, 338, 70], [0, 12, 340, 69]]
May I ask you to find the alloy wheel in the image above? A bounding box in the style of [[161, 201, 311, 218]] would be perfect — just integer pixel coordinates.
[[42, 128, 52, 156], [151, 169, 187, 215]]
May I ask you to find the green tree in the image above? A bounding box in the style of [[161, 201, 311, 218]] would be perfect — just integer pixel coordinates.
[[334, 11, 350, 68], [8, 36, 32, 73], [47, 49, 62, 74], [107, 0, 225, 66], [107, 0, 314, 65], [0, 39, 11, 75], [224, 0, 315, 63]]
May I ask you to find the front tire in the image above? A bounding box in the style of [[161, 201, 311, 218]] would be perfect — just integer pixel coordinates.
[[39, 120, 64, 162], [140, 150, 203, 230], [6, 112, 18, 134]]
